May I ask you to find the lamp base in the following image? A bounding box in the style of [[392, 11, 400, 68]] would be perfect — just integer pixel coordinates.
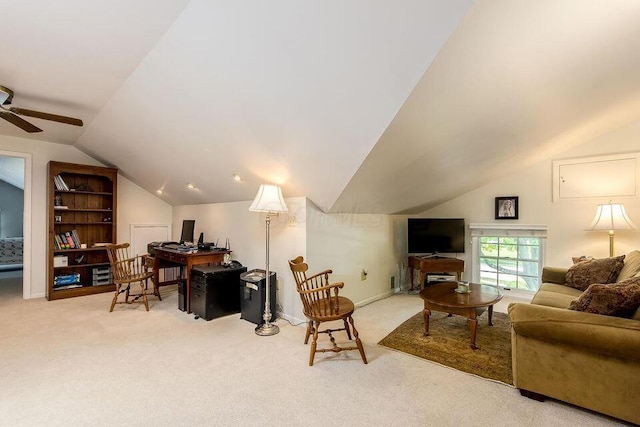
[[255, 322, 280, 336]]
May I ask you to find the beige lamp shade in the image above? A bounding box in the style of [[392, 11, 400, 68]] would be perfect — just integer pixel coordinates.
[[585, 203, 637, 231], [249, 184, 288, 213], [585, 202, 637, 257]]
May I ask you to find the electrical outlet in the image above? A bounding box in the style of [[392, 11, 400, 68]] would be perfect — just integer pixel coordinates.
[[361, 269, 367, 281]]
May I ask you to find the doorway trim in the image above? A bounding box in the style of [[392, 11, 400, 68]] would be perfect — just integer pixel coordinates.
[[0, 149, 31, 299]]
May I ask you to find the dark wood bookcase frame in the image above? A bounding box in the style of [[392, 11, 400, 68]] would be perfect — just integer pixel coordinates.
[[47, 161, 118, 300]]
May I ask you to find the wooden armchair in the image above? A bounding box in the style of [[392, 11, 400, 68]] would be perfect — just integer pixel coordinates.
[[289, 256, 367, 366], [106, 243, 159, 312]]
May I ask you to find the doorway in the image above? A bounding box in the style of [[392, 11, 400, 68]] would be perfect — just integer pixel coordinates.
[[0, 150, 31, 299]]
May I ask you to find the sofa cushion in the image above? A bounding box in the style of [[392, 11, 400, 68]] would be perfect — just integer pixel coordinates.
[[565, 255, 625, 291], [539, 282, 583, 297], [568, 278, 640, 318], [531, 291, 574, 309], [617, 250, 640, 282], [532, 284, 582, 309]]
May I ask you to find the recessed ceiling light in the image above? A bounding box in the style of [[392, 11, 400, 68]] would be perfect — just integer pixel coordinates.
[[232, 174, 242, 182], [187, 183, 195, 189], [156, 189, 163, 194]]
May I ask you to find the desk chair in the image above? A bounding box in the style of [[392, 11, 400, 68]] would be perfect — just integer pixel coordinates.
[[106, 243, 159, 312], [289, 256, 367, 366]]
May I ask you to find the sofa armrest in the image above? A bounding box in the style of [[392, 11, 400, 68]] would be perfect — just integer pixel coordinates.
[[508, 303, 640, 361], [541, 267, 568, 285]]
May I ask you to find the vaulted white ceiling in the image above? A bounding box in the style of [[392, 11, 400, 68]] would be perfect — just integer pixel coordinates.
[[2, 0, 640, 214]]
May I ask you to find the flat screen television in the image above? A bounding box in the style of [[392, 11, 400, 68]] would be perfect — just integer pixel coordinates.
[[407, 218, 465, 254], [180, 220, 195, 244]]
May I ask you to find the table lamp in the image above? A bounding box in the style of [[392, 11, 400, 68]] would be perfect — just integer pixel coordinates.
[[585, 202, 637, 257], [249, 184, 288, 336]]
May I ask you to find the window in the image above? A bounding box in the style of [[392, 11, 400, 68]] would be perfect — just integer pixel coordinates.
[[478, 236, 541, 291], [470, 224, 547, 293]]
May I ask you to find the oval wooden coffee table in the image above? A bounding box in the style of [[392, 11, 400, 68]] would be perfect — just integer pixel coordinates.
[[419, 282, 503, 349]]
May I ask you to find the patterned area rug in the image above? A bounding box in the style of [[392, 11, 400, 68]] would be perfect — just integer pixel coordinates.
[[378, 310, 513, 385]]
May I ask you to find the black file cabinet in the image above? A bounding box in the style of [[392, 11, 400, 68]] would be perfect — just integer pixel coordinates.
[[240, 269, 276, 325], [190, 264, 247, 321]]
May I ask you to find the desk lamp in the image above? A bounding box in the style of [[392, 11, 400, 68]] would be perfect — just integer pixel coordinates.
[[249, 184, 288, 336], [585, 202, 637, 257]]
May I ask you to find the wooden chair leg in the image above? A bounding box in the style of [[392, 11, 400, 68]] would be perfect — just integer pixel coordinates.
[[309, 320, 319, 366], [304, 321, 312, 344], [140, 281, 149, 311], [110, 284, 120, 312], [348, 316, 368, 364], [343, 318, 352, 340]]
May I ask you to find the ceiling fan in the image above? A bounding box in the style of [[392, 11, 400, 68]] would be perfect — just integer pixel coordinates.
[[0, 85, 83, 133]]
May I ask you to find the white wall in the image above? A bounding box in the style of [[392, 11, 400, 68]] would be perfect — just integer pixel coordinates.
[[306, 199, 400, 309], [173, 196, 400, 323], [0, 134, 172, 298], [407, 119, 640, 277], [117, 177, 172, 244], [173, 197, 307, 321]]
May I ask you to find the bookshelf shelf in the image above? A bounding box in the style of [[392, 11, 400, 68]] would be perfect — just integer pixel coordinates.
[[55, 190, 113, 196], [47, 161, 118, 300], [54, 261, 111, 269], [54, 247, 109, 254], [54, 208, 113, 212], [56, 222, 113, 225]]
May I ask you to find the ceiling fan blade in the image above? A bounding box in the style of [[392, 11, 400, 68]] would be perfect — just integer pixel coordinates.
[[0, 111, 43, 133], [9, 107, 83, 127]]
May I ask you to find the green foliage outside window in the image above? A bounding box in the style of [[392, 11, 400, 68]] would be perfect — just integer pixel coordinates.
[[479, 236, 541, 291]]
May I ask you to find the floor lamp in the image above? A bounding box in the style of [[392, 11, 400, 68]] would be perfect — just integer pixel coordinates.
[[585, 202, 637, 257], [249, 184, 288, 336]]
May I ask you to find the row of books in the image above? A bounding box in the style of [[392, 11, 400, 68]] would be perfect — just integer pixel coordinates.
[[54, 230, 82, 250], [53, 175, 70, 191], [54, 273, 81, 289]]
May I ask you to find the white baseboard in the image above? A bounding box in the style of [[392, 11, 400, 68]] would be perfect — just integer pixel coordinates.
[[278, 289, 398, 324], [355, 289, 396, 308], [278, 312, 306, 326], [28, 292, 45, 299]]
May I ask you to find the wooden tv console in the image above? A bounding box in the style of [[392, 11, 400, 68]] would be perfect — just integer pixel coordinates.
[[408, 255, 465, 292]]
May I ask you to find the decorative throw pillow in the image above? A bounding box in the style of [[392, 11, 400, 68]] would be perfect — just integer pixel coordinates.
[[568, 277, 640, 318], [565, 255, 625, 291]]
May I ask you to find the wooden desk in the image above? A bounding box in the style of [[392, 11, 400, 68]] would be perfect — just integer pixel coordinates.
[[153, 247, 227, 313], [408, 256, 464, 291]]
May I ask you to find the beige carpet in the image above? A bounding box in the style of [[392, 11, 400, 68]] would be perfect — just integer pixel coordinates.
[[0, 276, 628, 427], [379, 311, 512, 385]]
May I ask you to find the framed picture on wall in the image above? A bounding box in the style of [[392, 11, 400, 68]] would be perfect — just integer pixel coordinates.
[[495, 196, 518, 220]]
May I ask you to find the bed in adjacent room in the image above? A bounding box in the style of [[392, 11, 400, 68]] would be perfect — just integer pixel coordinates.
[[0, 237, 23, 272]]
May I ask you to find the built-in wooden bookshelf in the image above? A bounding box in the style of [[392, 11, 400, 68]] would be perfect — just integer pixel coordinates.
[[47, 161, 118, 300]]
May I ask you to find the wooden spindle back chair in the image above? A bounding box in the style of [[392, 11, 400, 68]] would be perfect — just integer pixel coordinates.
[[106, 243, 159, 312], [289, 256, 367, 366]]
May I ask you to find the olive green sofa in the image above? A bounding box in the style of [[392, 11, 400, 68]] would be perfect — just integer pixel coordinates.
[[508, 252, 640, 425]]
